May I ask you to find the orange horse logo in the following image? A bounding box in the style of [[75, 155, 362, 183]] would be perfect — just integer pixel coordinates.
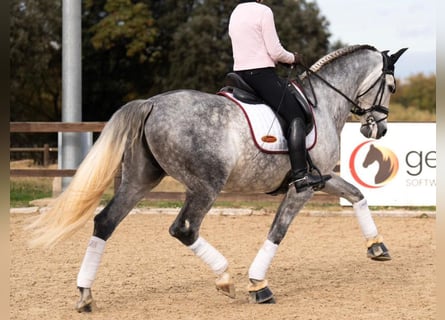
[[349, 141, 399, 188]]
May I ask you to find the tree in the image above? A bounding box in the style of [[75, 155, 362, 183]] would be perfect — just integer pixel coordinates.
[[82, 0, 158, 121], [10, 0, 62, 150], [392, 73, 436, 113], [165, 0, 234, 92], [89, 1, 157, 63], [145, 0, 198, 95], [10, 0, 62, 122]]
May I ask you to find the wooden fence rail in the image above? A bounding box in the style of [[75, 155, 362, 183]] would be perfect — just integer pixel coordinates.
[[10, 144, 57, 167], [10, 122, 106, 133], [10, 122, 106, 177]]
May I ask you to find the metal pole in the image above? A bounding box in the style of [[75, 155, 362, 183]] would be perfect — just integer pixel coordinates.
[[60, 0, 86, 190]]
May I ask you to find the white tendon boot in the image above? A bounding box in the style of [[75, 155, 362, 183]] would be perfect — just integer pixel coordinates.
[[76, 236, 106, 312], [353, 198, 391, 260], [188, 237, 235, 298], [247, 240, 278, 304]]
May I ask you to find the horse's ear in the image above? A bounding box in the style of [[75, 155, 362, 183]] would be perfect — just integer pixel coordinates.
[[389, 48, 408, 65]]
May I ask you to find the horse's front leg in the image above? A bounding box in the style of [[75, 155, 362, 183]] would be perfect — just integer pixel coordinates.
[[322, 173, 391, 261], [247, 190, 313, 304]]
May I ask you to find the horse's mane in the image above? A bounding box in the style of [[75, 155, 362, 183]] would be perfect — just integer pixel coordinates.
[[301, 44, 378, 78]]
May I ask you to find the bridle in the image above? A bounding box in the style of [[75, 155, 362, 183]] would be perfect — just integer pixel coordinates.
[[353, 51, 398, 124], [300, 51, 396, 125]]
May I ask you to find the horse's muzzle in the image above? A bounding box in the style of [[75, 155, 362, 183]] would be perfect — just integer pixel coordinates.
[[360, 122, 387, 139]]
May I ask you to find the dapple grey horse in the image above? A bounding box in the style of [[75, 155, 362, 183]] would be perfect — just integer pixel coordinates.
[[28, 45, 407, 310]]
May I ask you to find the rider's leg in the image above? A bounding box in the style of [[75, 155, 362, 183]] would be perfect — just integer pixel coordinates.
[[237, 68, 331, 192], [287, 117, 331, 192]]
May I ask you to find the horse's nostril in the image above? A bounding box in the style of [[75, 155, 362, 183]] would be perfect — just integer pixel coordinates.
[[381, 129, 387, 137]]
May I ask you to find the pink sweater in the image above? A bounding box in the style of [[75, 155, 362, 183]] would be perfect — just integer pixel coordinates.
[[228, 2, 295, 71]]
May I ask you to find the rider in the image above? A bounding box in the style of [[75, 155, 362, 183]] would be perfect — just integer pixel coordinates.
[[228, 0, 330, 192]]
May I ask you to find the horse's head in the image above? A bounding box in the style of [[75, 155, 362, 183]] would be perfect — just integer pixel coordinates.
[[353, 48, 408, 139]]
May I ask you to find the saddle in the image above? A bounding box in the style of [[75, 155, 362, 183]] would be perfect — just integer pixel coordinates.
[[219, 72, 314, 134]]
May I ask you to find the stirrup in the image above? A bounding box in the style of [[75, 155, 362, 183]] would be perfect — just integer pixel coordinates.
[[312, 173, 332, 191], [288, 176, 312, 193], [289, 172, 331, 193], [288, 176, 307, 187]]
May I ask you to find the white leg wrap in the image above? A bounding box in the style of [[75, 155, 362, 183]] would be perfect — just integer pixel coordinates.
[[188, 237, 228, 275], [353, 198, 378, 239], [248, 240, 278, 281], [77, 236, 106, 288]]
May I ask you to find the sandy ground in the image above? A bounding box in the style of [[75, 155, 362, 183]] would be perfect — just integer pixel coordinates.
[[10, 212, 435, 320]]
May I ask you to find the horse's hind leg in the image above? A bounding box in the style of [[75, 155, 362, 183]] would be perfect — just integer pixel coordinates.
[[75, 189, 150, 312], [322, 173, 391, 261], [168, 187, 235, 298], [76, 143, 166, 312]]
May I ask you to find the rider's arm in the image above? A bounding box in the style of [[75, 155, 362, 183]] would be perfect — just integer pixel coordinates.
[[260, 7, 295, 65]]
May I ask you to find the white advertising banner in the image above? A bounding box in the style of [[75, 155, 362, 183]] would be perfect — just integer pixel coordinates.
[[340, 122, 436, 206]]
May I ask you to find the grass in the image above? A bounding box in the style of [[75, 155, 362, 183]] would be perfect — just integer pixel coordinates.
[[10, 178, 53, 207]]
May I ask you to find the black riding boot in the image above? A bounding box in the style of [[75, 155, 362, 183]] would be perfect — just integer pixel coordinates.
[[287, 118, 331, 193]]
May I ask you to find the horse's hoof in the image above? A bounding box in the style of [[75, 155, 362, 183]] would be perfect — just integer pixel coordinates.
[[367, 242, 391, 261], [215, 271, 236, 298], [247, 279, 275, 304], [248, 286, 275, 304], [76, 301, 94, 313], [75, 287, 95, 313]]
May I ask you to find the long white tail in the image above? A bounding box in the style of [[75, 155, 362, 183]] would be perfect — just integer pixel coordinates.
[[27, 100, 154, 248]]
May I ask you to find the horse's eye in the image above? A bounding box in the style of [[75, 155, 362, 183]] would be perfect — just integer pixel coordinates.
[[388, 84, 396, 93], [388, 79, 396, 93]]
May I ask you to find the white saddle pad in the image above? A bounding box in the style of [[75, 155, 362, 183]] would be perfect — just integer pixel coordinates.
[[219, 91, 316, 153]]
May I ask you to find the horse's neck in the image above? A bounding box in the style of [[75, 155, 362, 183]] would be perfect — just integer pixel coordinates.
[[303, 62, 378, 132]]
